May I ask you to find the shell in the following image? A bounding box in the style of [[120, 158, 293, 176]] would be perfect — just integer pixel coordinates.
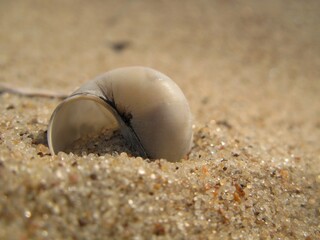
[[47, 66, 193, 161]]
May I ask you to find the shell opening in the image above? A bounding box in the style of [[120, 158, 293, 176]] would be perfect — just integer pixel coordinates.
[[47, 95, 119, 154]]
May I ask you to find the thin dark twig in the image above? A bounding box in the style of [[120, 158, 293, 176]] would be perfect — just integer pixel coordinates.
[[0, 82, 69, 99]]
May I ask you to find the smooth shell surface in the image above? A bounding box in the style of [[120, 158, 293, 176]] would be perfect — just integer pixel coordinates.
[[47, 67, 193, 161]]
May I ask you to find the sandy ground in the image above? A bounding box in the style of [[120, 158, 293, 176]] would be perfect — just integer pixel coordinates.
[[0, 0, 319, 239]]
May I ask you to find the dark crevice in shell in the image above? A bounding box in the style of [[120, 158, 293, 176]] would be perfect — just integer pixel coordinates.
[[99, 96, 148, 159]]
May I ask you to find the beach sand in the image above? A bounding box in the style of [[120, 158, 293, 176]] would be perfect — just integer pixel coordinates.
[[0, 0, 319, 239]]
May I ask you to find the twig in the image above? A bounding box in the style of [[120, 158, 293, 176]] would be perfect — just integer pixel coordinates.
[[0, 82, 69, 99]]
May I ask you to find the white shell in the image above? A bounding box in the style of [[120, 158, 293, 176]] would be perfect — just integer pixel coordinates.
[[47, 67, 193, 161]]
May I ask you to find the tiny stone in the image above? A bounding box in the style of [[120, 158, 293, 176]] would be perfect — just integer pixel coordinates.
[[24, 210, 32, 218], [138, 168, 145, 175]]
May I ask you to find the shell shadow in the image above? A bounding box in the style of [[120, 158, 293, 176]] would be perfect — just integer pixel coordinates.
[[29, 129, 51, 157]]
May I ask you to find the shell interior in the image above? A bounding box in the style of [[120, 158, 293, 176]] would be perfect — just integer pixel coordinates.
[[48, 95, 118, 154]]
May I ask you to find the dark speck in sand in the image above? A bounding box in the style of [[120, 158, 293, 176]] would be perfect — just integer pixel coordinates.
[[110, 41, 131, 52]]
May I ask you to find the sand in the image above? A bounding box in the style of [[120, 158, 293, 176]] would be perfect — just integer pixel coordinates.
[[0, 0, 319, 239]]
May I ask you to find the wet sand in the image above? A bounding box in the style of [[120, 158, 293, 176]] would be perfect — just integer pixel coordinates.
[[0, 0, 319, 239]]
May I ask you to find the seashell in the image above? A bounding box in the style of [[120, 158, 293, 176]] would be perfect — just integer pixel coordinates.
[[47, 66, 193, 161]]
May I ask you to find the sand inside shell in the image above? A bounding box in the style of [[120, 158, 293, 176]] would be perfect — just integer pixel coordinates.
[[65, 129, 138, 157]]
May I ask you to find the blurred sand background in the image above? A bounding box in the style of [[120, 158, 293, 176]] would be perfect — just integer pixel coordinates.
[[0, 0, 319, 239]]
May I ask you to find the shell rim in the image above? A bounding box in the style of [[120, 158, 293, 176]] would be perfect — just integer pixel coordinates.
[[47, 94, 148, 157]]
